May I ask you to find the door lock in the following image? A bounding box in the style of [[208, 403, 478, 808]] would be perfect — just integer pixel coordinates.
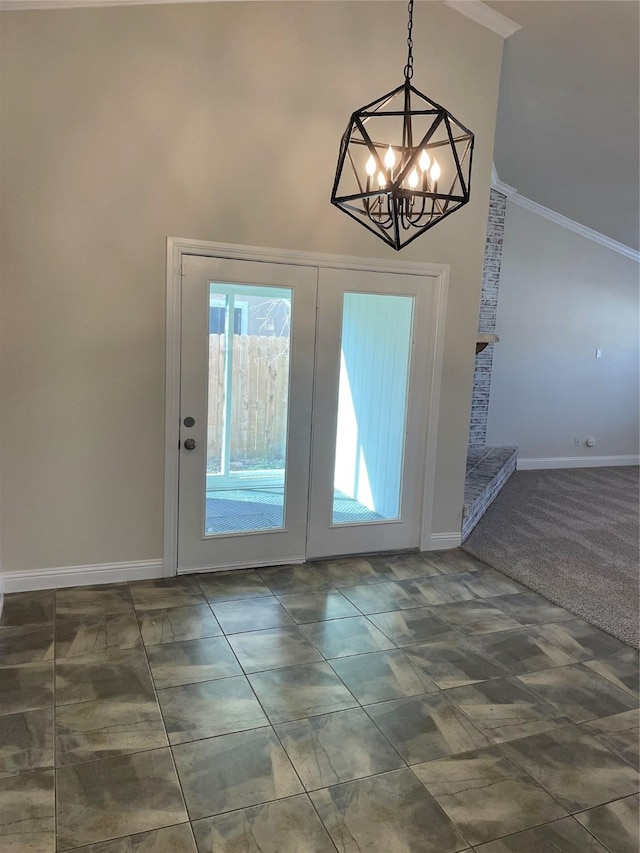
[[183, 438, 196, 451]]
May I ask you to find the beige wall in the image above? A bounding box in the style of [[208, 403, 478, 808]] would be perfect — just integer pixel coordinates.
[[0, 2, 503, 575], [486, 202, 640, 461]]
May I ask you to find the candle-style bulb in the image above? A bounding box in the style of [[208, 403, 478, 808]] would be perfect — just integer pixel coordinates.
[[365, 155, 376, 177], [383, 146, 396, 170], [377, 171, 387, 188], [419, 150, 430, 172], [430, 159, 441, 182], [408, 168, 419, 190]]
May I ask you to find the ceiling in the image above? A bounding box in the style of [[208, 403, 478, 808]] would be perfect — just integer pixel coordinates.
[[486, 0, 639, 251], [1, 0, 638, 251]]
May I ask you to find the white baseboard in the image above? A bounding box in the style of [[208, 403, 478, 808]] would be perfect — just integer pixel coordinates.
[[3, 559, 164, 594], [517, 455, 640, 471], [421, 531, 462, 551]]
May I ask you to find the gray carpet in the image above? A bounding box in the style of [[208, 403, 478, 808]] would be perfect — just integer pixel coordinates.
[[463, 466, 640, 648]]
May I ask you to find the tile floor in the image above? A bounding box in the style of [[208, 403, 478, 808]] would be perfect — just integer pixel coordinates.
[[0, 549, 638, 852]]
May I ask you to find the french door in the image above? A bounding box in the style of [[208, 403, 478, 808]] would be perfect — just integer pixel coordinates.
[[178, 256, 317, 571], [307, 267, 432, 560], [175, 250, 439, 574]]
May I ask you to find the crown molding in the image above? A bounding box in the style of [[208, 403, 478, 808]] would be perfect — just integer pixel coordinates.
[[443, 1, 521, 39], [0, 0, 522, 31], [0, 0, 215, 8], [490, 163, 518, 199], [491, 164, 640, 263]]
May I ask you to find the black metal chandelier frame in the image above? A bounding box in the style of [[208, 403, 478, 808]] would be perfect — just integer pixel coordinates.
[[331, 0, 475, 251]]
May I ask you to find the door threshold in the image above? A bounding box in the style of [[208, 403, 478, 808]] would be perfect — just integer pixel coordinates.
[[177, 556, 306, 575], [177, 548, 423, 576]]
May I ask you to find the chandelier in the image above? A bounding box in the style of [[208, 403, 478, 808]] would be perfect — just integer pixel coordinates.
[[331, 0, 475, 251]]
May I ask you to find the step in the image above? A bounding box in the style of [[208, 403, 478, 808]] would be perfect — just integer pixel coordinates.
[[462, 446, 518, 540]]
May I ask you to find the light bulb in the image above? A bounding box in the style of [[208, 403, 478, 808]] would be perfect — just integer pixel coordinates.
[[365, 155, 376, 177], [419, 150, 430, 172], [430, 159, 441, 182], [377, 171, 386, 188], [408, 168, 419, 190], [384, 146, 396, 170]]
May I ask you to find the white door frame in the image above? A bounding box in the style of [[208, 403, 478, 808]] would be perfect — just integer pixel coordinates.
[[164, 237, 449, 577]]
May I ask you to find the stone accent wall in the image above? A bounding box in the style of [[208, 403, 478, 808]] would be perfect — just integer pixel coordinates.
[[468, 188, 507, 447]]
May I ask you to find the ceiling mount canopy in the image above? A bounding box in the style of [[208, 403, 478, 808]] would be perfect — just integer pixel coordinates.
[[331, 0, 475, 251]]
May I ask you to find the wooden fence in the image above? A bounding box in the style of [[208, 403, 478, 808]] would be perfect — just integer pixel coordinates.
[[207, 334, 289, 466]]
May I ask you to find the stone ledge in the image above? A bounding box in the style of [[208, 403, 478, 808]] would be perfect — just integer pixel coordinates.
[[476, 333, 499, 354], [463, 446, 518, 540]]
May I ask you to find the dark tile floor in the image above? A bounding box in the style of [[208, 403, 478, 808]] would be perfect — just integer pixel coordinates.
[[1, 550, 638, 852]]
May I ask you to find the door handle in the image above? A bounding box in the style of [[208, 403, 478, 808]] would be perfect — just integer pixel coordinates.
[[183, 438, 196, 451]]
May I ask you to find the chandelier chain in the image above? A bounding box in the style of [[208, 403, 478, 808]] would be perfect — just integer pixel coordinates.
[[404, 0, 414, 81]]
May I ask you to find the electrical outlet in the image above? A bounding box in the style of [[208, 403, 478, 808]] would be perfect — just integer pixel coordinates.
[[574, 437, 580, 446]]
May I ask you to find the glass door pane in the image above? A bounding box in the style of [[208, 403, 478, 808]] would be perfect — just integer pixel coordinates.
[[205, 283, 292, 536], [333, 293, 414, 523], [307, 265, 435, 561]]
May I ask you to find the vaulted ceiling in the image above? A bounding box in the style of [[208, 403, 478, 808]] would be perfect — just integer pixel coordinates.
[[486, 0, 639, 251], [1, 0, 638, 251]]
